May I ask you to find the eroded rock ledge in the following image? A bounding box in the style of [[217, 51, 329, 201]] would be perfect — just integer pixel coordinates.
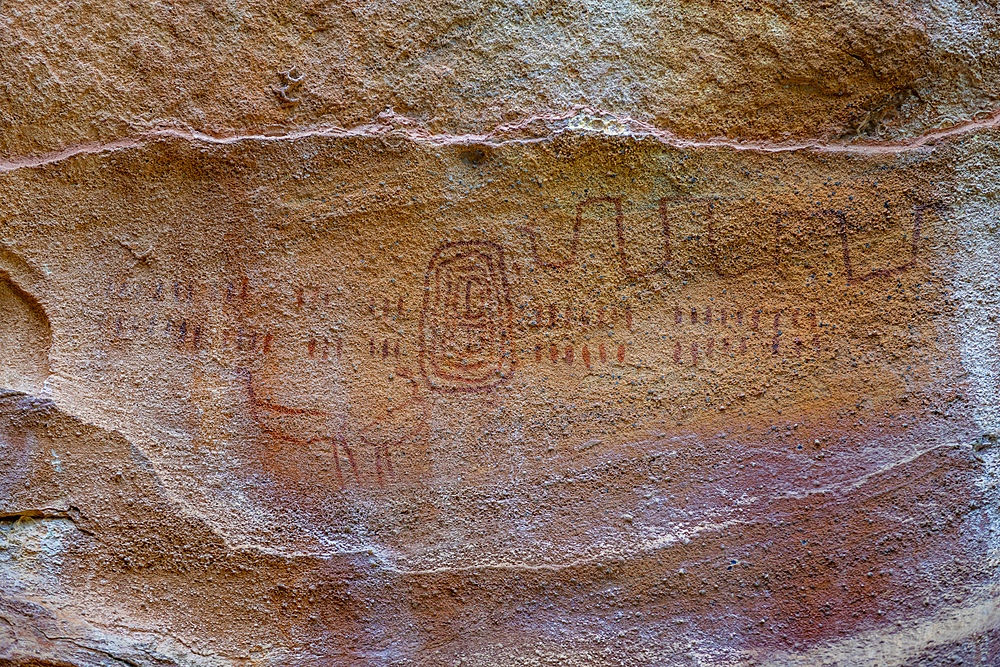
[[2, 2, 999, 666]]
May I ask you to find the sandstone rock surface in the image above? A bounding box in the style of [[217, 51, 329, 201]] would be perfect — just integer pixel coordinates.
[[2, 2, 1000, 666]]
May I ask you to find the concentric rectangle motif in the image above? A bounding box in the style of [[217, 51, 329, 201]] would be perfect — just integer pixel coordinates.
[[420, 241, 515, 392]]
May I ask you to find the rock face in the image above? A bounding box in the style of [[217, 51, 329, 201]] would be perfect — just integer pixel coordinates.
[[2, 2, 1000, 666]]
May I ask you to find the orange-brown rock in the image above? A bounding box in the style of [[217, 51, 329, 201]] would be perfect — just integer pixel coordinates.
[[1, 2, 999, 666]]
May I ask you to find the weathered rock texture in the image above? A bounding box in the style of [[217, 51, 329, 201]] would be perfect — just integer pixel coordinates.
[[2, 2, 1000, 666]]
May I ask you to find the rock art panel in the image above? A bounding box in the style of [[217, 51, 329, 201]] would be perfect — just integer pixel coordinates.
[[0, 129, 997, 666], [1, 5, 999, 664]]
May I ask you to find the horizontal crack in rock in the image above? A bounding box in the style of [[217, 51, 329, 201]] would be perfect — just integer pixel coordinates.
[[0, 506, 94, 534], [2, 106, 999, 174]]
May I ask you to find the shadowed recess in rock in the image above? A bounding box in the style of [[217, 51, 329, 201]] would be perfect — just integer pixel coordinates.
[[0, 272, 51, 395]]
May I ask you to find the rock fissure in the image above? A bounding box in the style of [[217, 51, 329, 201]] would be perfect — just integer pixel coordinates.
[[2, 105, 1000, 176]]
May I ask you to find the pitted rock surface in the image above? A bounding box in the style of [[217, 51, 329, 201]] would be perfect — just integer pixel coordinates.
[[1, 2, 1000, 666]]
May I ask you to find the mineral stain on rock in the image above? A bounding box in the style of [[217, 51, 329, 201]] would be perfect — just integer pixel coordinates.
[[1, 2, 1000, 666]]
